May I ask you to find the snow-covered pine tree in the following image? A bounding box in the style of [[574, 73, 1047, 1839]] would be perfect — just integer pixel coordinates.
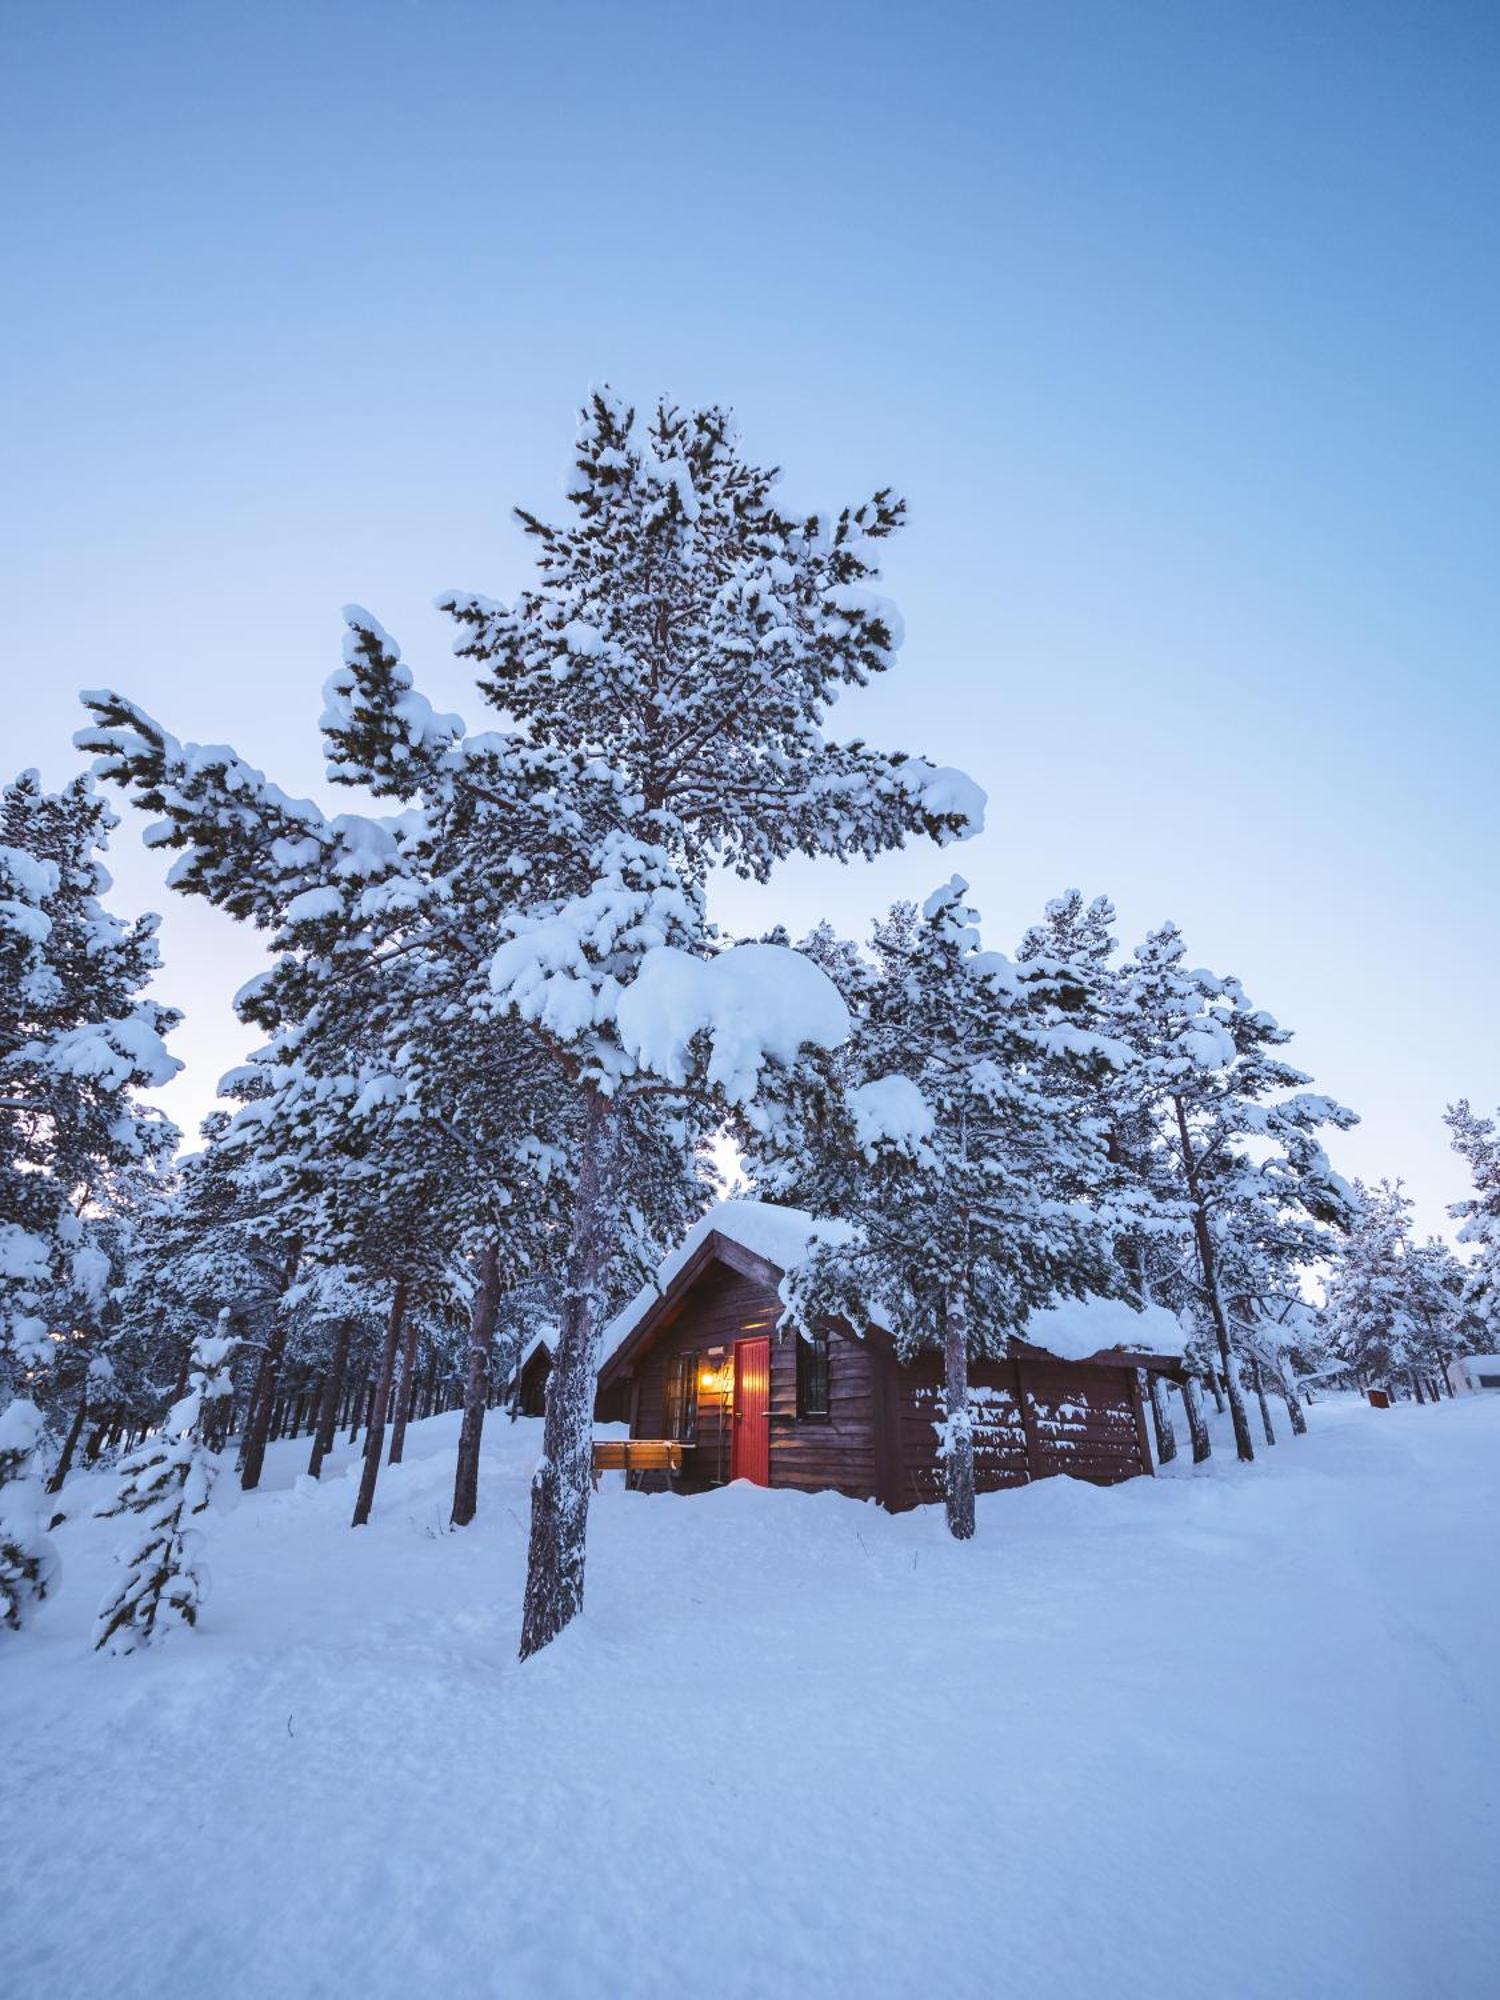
[[753, 879, 1122, 1539], [0, 1398, 59, 1632], [1016, 890, 1186, 1464], [1114, 923, 1357, 1461], [441, 396, 980, 1640], [81, 392, 981, 1652], [2, 770, 180, 1613], [1324, 1180, 1475, 1399], [93, 1324, 237, 1654], [1, 770, 180, 1400], [1446, 1100, 1500, 1340]]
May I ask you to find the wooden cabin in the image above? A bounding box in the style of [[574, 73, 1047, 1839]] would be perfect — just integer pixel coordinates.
[[595, 1204, 1184, 1509], [512, 1335, 553, 1418]]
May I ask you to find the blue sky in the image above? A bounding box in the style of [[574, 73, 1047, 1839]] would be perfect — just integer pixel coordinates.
[[4, 0, 1497, 1235]]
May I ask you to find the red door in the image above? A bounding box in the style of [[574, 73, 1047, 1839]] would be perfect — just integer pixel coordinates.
[[732, 1337, 771, 1485]]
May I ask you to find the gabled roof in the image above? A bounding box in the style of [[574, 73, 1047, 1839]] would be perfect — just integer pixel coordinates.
[[596, 1202, 852, 1382], [595, 1199, 1187, 1381]]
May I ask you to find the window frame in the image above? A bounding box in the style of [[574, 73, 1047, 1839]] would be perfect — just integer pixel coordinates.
[[664, 1350, 699, 1444], [796, 1329, 831, 1421]]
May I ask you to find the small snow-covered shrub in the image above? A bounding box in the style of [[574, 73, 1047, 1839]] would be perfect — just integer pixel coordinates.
[[94, 1331, 236, 1655]]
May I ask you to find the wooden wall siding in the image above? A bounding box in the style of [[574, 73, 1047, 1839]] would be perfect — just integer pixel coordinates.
[[768, 1326, 877, 1500], [892, 1353, 1147, 1505], [898, 1354, 1030, 1506], [1019, 1360, 1147, 1482]]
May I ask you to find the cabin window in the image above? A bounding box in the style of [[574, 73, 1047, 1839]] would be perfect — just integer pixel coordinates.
[[797, 1332, 830, 1419], [664, 1352, 698, 1443]]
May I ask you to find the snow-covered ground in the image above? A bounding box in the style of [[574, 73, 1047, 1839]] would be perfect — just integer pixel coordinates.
[[4, 1394, 1497, 1999]]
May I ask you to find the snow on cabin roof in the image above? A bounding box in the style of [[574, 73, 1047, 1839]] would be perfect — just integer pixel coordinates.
[[595, 1201, 854, 1371], [1021, 1293, 1188, 1364], [596, 1200, 1185, 1374], [1456, 1354, 1500, 1375]]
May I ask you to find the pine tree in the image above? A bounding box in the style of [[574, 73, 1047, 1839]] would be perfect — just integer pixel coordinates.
[[1324, 1180, 1476, 1397], [0, 1398, 59, 1632], [1, 770, 179, 1404], [93, 1325, 237, 1654], [753, 880, 1122, 1538], [82, 390, 981, 1654], [1113, 923, 1357, 1462], [1446, 1100, 1500, 1340]]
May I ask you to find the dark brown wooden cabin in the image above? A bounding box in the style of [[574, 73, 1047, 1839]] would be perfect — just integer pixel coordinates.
[[510, 1333, 633, 1424], [513, 1338, 553, 1418], [596, 1226, 1179, 1509]]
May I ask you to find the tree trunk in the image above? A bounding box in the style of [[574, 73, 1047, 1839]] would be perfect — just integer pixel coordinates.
[[307, 1319, 353, 1480], [1206, 1370, 1225, 1413], [1172, 1099, 1255, 1463], [1278, 1370, 1308, 1436], [351, 1280, 408, 1529], [1408, 1368, 1425, 1405], [1181, 1374, 1212, 1463], [46, 1385, 90, 1495], [451, 1241, 502, 1529], [1145, 1369, 1177, 1464], [349, 1373, 373, 1446], [941, 1293, 976, 1541], [520, 1085, 620, 1660], [387, 1305, 423, 1466], [1251, 1358, 1276, 1445], [239, 1246, 301, 1490]]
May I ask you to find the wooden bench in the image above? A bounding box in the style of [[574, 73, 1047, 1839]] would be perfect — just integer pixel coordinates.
[[591, 1438, 684, 1489]]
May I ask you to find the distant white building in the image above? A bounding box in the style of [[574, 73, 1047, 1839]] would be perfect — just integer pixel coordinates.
[[1447, 1354, 1500, 1396]]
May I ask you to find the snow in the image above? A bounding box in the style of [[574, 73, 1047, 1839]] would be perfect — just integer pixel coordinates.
[[847, 1073, 934, 1159], [0, 1221, 50, 1284], [1023, 1292, 1188, 1362], [4, 1395, 1498, 1996], [597, 1199, 857, 1367], [31, 1013, 180, 1090], [283, 884, 344, 924], [902, 760, 987, 837], [615, 942, 850, 1103], [0, 1396, 47, 1456]]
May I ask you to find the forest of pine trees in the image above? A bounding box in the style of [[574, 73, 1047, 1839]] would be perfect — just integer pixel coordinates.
[[2, 391, 1494, 1654]]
